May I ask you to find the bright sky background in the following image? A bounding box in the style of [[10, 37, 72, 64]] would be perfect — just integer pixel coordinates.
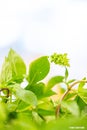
[[0, 0, 87, 79]]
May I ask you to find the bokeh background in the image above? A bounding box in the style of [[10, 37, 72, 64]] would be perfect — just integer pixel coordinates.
[[0, 0, 87, 79]]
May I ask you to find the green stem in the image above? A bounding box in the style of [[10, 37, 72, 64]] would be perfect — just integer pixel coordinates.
[[0, 88, 10, 103], [0, 88, 10, 98]]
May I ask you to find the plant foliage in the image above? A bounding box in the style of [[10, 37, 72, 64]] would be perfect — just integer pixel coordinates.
[[0, 49, 87, 130]]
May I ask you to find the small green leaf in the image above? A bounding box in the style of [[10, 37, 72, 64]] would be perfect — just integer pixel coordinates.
[[65, 68, 68, 81], [46, 76, 64, 91], [67, 79, 76, 84], [28, 56, 50, 84], [13, 86, 37, 106], [78, 78, 86, 92]]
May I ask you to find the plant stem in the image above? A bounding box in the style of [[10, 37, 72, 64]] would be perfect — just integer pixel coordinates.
[[55, 80, 87, 118], [0, 88, 10, 103]]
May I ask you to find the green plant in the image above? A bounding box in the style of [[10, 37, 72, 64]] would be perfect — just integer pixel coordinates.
[[0, 49, 87, 130]]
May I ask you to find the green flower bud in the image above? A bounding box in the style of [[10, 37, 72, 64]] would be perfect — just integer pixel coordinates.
[[50, 53, 70, 67]]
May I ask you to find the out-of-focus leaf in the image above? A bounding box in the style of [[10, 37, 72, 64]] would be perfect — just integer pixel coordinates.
[[78, 90, 87, 104], [61, 101, 80, 116], [64, 92, 77, 101], [32, 111, 44, 124], [75, 96, 87, 112], [13, 85, 37, 107], [78, 78, 87, 104], [16, 101, 30, 112], [38, 101, 54, 111], [37, 109, 54, 116], [7, 102, 17, 112], [78, 77, 86, 92], [46, 76, 64, 91], [44, 90, 56, 97], [0, 103, 7, 121]]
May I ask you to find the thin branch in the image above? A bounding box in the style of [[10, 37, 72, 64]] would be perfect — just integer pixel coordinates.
[[55, 80, 87, 118], [0, 88, 10, 103]]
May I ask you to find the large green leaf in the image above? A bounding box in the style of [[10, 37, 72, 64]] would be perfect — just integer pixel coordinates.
[[0, 49, 26, 84], [8, 49, 26, 82], [46, 76, 64, 91], [13, 86, 37, 107], [28, 56, 50, 84]]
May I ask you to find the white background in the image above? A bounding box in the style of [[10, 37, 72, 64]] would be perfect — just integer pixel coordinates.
[[0, 0, 87, 79]]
